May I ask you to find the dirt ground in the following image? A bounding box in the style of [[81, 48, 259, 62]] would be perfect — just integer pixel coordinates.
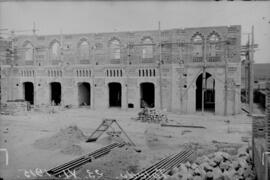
[[0, 107, 252, 179]]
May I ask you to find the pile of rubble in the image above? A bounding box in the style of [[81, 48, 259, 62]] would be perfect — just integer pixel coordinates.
[[165, 148, 254, 180], [136, 108, 168, 123], [0, 100, 29, 115]]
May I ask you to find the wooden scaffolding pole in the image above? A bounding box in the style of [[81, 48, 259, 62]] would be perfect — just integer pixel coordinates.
[[201, 37, 207, 114], [126, 33, 130, 110], [158, 21, 163, 110], [224, 40, 229, 116], [248, 26, 254, 115]]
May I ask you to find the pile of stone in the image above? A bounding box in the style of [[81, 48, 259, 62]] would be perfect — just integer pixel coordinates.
[[137, 108, 168, 123], [0, 100, 29, 115], [165, 148, 254, 180]]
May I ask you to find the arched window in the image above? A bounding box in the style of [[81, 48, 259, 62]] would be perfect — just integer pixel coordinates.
[[51, 41, 60, 60], [191, 33, 203, 57], [208, 33, 220, 57], [110, 39, 120, 59], [24, 43, 34, 61], [142, 38, 153, 59], [79, 41, 90, 59]]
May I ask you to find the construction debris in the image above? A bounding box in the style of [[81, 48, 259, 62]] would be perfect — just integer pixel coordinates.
[[136, 108, 168, 123], [164, 147, 254, 180], [0, 100, 29, 115]]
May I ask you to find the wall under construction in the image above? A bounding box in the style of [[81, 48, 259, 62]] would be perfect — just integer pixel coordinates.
[[0, 25, 242, 115]]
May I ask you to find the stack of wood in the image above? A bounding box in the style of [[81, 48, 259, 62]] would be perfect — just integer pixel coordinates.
[[137, 107, 168, 123]]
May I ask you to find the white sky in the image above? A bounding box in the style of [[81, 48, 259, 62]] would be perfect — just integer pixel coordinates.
[[0, 1, 270, 63]]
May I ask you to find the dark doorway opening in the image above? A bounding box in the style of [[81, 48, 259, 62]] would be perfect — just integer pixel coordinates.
[[50, 82, 61, 105], [140, 82, 155, 108], [108, 82, 122, 107], [23, 82, 34, 105], [78, 82, 91, 106], [196, 72, 215, 112]]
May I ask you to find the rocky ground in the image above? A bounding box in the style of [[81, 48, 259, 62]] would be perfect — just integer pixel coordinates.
[[0, 107, 253, 179]]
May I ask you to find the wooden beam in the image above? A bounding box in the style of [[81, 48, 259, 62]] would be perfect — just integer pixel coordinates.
[[161, 123, 206, 129]]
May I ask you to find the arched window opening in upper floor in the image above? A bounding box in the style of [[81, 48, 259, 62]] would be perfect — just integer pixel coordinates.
[[51, 41, 61, 60], [79, 41, 90, 60], [208, 33, 220, 43], [208, 33, 220, 57], [191, 34, 203, 43], [24, 43, 34, 61], [191, 33, 203, 57], [142, 38, 153, 59], [110, 39, 120, 59]]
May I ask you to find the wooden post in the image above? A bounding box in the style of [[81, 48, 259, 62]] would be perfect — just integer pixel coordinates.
[[202, 37, 207, 114], [265, 82, 270, 180], [10, 34, 15, 101], [245, 59, 249, 104], [92, 42, 96, 110], [158, 21, 163, 110], [126, 33, 130, 110], [224, 41, 228, 116], [248, 26, 254, 115]]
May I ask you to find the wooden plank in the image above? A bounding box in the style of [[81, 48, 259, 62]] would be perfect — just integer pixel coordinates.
[[161, 123, 206, 129]]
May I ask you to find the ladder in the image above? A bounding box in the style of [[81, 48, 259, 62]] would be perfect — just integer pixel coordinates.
[[86, 119, 136, 146]]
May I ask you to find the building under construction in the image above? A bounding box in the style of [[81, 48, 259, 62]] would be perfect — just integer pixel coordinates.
[[0, 25, 242, 115]]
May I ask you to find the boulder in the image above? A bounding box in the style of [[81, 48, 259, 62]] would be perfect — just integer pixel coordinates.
[[213, 152, 224, 163], [232, 160, 240, 170], [219, 161, 231, 171], [195, 155, 210, 164], [206, 171, 214, 179], [220, 152, 230, 160], [243, 166, 254, 178], [185, 161, 191, 168], [238, 159, 248, 169], [209, 160, 217, 167], [212, 167, 223, 180], [222, 169, 235, 180], [170, 167, 179, 175], [200, 162, 213, 172], [191, 163, 198, 170]]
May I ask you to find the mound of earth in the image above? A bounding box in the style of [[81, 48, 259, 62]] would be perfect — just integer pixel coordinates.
[[60, 144, 84, 156], [96, 134, 125, 146], [33, 125, 86, 153]]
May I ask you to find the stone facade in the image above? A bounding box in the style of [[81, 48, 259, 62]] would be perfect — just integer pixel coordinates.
[[0, 25, 242, 115]]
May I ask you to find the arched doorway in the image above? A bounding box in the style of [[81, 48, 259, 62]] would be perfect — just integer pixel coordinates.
[[196, 73, 215, 112], [78, 82, 91, 106], [23, 82, 34, 105], [140, 82, 155, 108], [50, 82, 61, 105], [108, 82, 121, 107]]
